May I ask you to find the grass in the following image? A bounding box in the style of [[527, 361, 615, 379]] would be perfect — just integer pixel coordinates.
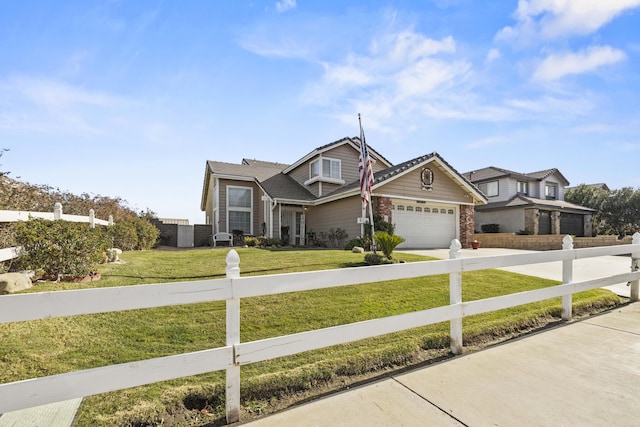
[[0, 247, 622, 426]]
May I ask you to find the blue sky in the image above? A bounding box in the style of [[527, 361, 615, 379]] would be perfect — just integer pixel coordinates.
[[1, 1, 639, 224]]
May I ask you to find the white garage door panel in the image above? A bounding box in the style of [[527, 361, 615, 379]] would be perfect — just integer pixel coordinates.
[[393, 203, 456, 249]]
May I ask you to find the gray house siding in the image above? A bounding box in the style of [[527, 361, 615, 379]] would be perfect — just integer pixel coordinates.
[[306, 196, 362, 243], [378, 163, 469, 203]]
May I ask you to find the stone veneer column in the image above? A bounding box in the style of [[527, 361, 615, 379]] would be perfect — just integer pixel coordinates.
[[551, 211, 561, 235], [524, 208, 538, 235], [373, 196, 393, 223], [459, 205, 475, 248]]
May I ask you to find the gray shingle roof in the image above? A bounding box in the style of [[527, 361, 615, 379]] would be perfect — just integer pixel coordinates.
[[260, 173, 316, 201], [206, 160, 285, 181], [475, 194, 594, 213], [465, 166, 569, 186]]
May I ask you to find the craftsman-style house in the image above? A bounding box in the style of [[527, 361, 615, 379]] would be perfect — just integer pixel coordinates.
[[201, 137, 487, 249], [465, 166, 595, 237]]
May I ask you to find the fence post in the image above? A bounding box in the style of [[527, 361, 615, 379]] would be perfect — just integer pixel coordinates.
[[89, 209, 95, 228], [108, 215, 114, 226], [225, 249, 241, 424], [562, 235, 574, 321], [631, 233, 640, 302], [449, 239, 463, 355], [54, 202, 62, 220]]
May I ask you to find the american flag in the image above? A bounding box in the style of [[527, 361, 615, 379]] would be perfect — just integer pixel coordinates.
[[358, 122, 375, 206]]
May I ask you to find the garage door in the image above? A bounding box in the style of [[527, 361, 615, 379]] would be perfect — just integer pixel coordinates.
[[392, 201, 457, 248], [560, 213, 584, 237]]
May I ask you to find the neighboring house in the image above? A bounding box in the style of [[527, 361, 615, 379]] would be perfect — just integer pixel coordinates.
[[201, 137, 487, 249], [465, 166, 595, 237]]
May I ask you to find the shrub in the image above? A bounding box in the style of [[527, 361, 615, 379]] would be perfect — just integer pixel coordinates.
[[344, 236, 372, 251], [374, 231, 406, 260], [13, 218, 110, 277], [108, 221, 138, 251], [108, 217, 159, 250], [134, 217, 159, 250], [364, 252, 391, 265], [317, 228, 349, 249], [244, 236, 259, 247], [481, 224, 500, 233]]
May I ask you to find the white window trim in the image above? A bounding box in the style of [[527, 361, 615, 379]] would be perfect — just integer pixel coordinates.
[[305, 157, 345, 186], [479, 180, 499, 197], [226, 185, 253, 235]]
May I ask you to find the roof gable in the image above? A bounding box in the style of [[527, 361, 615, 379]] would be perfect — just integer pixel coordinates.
[[282, 136, 392, 175], [323, 152, 487, 205], [466, 166, 569, 186]]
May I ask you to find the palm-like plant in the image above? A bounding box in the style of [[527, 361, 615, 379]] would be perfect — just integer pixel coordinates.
[[374, 231, 406, 260]]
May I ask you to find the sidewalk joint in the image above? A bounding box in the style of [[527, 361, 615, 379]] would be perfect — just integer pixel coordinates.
[[392, 377, 470, 427]]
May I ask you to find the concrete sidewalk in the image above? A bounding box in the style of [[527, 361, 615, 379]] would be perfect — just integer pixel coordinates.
[[241, 303, 640, 426]]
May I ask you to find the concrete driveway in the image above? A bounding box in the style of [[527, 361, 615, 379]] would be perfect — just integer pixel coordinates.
[[398, 248, 633, 298]]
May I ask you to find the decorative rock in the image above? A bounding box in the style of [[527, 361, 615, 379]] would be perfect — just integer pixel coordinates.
[[0, 272, 33, 294], [107, 248, 123, 263], [352, 246, 365, 253]]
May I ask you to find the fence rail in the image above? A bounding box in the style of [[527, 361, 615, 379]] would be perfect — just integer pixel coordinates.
[[0, 234, 639, 423], [0, 203, 113, 227]]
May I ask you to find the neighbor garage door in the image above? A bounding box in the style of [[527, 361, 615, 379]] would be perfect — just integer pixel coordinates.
[[560, 213, 584, 237], [392, 200, 457, 248]]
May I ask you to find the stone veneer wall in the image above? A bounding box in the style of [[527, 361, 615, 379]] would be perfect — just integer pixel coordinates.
[[374, 196, 393, 223], [459, 205, 475, 249], [473, 233, 631, 251]]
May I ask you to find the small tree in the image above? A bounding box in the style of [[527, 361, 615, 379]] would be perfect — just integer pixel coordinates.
[[374, 231, 406, 260]]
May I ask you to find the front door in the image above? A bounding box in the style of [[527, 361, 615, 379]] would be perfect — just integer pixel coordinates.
[[280, 207, 305, 246]]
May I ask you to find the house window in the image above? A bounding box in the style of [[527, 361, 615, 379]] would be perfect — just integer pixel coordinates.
[[310, 160, 320, 178], [227, 186, 252, 234], [397, 205, 405, 211], [545, 184, 557, 200], [406, 206, 414, 211], [517, 181, 529, 195], [425, 208, 431, 213], [309, 157, 341, 180], [478, 181, 499, 197], [415, 207, 422, 212]]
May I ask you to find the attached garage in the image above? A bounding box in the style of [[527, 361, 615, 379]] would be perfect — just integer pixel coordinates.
[[392, 200, 457, 248]]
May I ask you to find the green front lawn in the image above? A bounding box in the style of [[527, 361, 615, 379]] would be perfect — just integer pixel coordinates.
[[0, 247, 621, 426]]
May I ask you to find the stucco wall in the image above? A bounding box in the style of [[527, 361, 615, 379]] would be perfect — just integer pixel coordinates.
[[475, 209, 525, 233]]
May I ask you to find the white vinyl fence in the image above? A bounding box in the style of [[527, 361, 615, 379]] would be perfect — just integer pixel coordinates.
[[0, 203, 113, 262], [0, 235, 639, 423]]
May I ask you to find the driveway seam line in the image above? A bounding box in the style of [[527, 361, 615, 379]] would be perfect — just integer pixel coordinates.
[[391, 377, 470, 427]]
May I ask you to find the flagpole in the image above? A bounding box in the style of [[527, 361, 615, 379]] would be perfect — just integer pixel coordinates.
[[358, 113, 377, 253]]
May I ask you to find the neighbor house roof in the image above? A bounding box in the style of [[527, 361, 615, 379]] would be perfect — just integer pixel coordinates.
[[465, 166, 570, 186], [475, 194, 595, 213]]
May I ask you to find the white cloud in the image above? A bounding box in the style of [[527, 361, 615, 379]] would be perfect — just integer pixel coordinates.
[[275, 0, 296, 13], [485, 48, 501, 63], [497, 0, 640, 43], [305, 30, 467, 107], [533, 45, 626, 81], [0, 76, 127, 135]]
